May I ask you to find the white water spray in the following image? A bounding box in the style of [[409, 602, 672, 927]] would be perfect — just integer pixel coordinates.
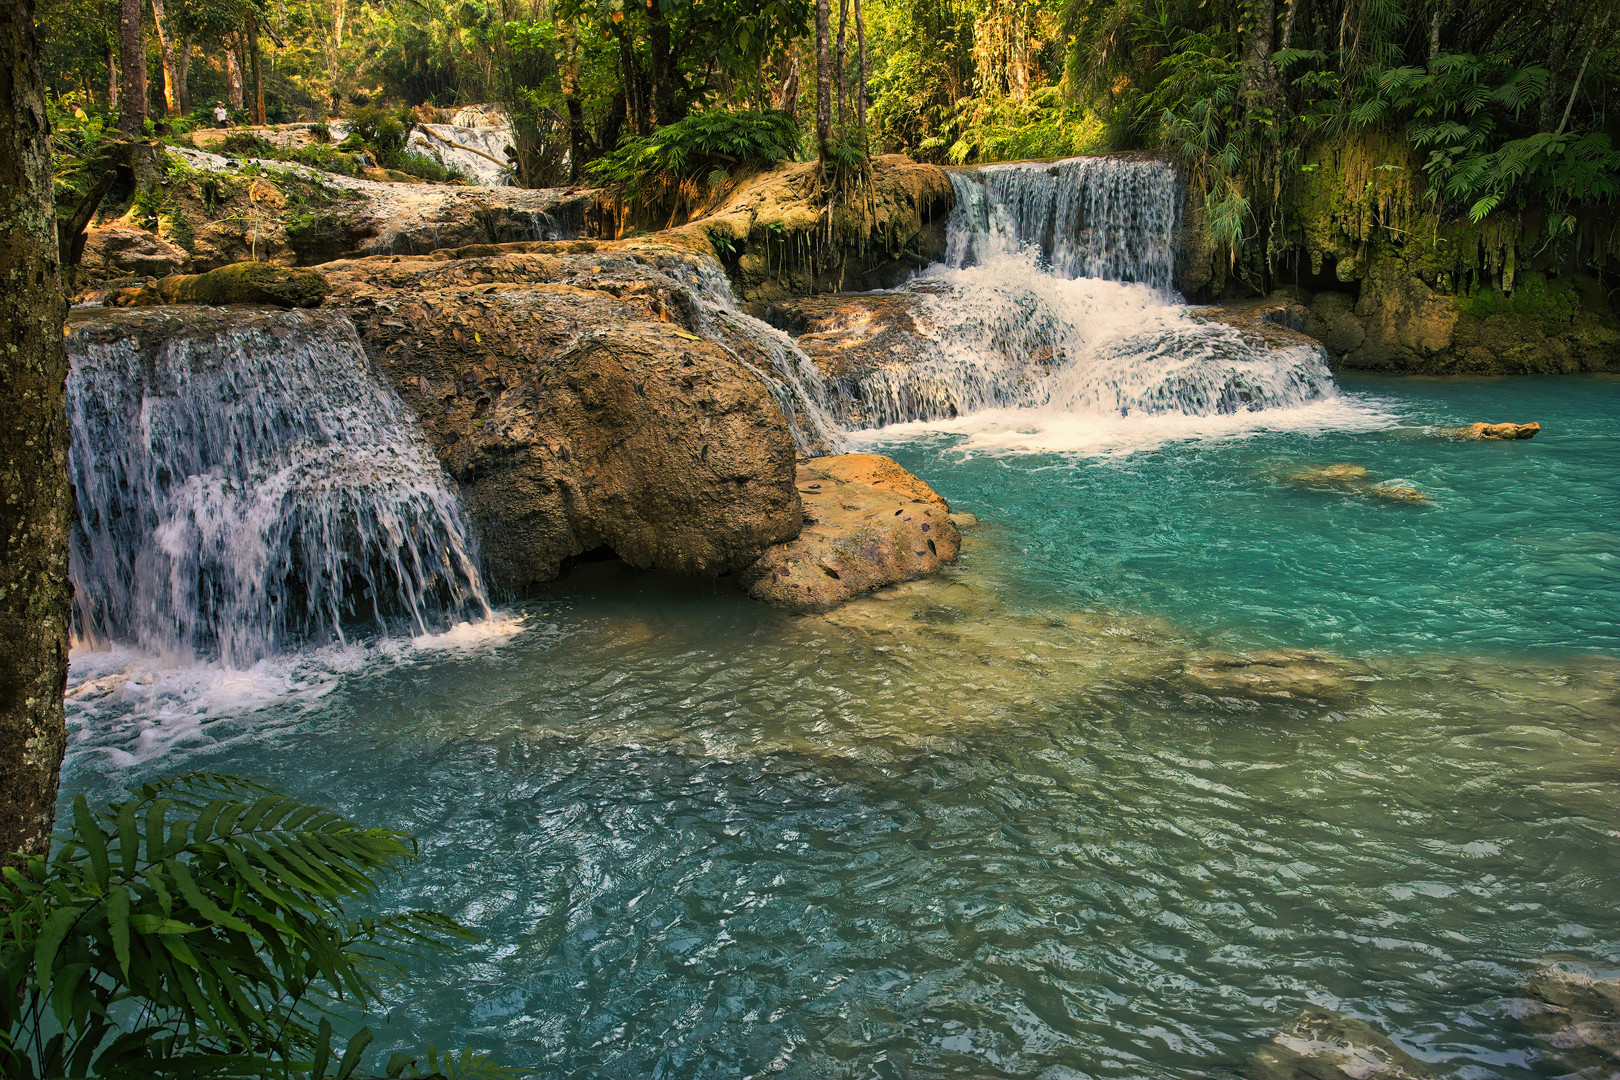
[[66, 308, 492, 667], [822, 156, 1344, 445]]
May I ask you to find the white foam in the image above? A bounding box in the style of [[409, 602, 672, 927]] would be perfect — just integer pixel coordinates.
[[65, 613, 537, 767], [852, 394, 1401, 458]]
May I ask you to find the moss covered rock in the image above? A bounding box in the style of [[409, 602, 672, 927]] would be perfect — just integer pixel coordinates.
[[158, 262, 330, 307]]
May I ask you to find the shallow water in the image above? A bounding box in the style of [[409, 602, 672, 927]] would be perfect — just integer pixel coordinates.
[[60, 372, 1620, 1080]]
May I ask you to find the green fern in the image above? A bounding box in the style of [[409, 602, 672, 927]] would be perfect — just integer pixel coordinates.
[[0, 774, 511, 1079]]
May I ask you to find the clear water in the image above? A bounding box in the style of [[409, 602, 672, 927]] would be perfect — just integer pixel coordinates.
[[56, 155, 1619, 1079], [60, 372, 1620, 1080]]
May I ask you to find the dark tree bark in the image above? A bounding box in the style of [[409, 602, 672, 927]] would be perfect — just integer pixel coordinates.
[[246, 10, 265, 125], [1241, 0, 1283, 124], [175, 33, 192, 114], [1, 0, 72, 864], [117, 0, 146, 136], [1537, 0, 1576, 133], [615, 28, 647, 136], [814, 0, 831, 159], [646, 0, 681, 125], [854, 0, 868, 148], [835, 0, 848, 125]]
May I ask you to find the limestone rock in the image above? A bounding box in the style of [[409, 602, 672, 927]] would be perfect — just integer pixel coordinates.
[[1283, 464, 1429, 505], [79, 222, 190, 277], [738, 456, 960, 613], [1445, 421, 1540, 440], [160, 262, 330, 307], [324, 247, 803, 591], [1515, 962, 1620, 1080], [1286, 463, 1372, 489], [1248, 1007, 1437, 1080], [1181, 650, 1370, 705], [804, 453, 950, 511]]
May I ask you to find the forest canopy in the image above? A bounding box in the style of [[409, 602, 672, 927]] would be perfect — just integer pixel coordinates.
[[35, 0, 1619, 269]]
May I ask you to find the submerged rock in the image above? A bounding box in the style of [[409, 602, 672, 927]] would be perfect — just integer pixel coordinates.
[[1283, 464, 1430, 505], [1248, 1007, 1437, 1080], [739, 455, 960, 613], [1180, 649, 1371, 705], [1445, 421, 1541, 440], [1514, 961, 1620, 1080], [1286, 463, 1372, 489]]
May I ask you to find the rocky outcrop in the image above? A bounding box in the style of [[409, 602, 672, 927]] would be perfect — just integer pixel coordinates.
[[79, 222, 190, 278], [738, 454, 960, 613], [659, 155, 954, 302], [1248, 1007, 1437, 1080], [1445, 421, 1540, 440], [321, 245, 802, 592]]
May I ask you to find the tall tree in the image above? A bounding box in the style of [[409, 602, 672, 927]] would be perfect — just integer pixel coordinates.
[[150, 0, 179, 115], [814, 0, 830, 158], [116, 0, 145, 135], [1, 0, 73, 864]]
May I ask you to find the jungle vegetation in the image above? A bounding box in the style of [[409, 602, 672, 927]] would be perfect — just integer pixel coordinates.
[[30, 0, 1620, 271]]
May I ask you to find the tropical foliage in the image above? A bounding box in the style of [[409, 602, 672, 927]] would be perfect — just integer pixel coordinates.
[[0, 774, 505, 1079]]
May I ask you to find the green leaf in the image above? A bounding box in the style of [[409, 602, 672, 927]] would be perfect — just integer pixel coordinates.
[[107, 885, 132, 981], [33, 905, 79, 996], [73, 795, 110, 892], [336, 1026, 375, 1080]]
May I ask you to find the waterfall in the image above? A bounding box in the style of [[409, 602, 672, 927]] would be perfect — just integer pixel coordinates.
[[945, 156, 1181, 291], [661, 256, 847, 456], [67, 308, 491, 667], [817, 155, 1337, 434]]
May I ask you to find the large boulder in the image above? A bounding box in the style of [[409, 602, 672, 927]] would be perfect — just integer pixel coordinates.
[[738, 454, 960, 613], [79, 222, 190, 278], [324, 246, 803, 592], [1444, 421, 1540, 440]]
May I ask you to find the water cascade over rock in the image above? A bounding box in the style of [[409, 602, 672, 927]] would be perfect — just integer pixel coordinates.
[[66, 307, 491, 666], [802, 156, 1339, 435]]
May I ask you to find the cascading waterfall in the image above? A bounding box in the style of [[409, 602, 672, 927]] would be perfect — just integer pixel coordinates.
[[67, 307, 491, 667], [945, 155, 1181, 290], [823, 155, 1338, 433], [662, 256, 847, 455]]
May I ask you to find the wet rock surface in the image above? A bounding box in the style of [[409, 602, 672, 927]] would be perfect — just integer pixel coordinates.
[[322, 245, 803, 593], [1283, 463, 1431, 505], [1248, 1007, 1438, 1080], [1514, 962, 1620, 1080], [1446, 421, 1541, 440], [739, 455, 960, 613]]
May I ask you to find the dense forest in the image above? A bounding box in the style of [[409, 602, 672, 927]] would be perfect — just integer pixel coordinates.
[[35, 0, 1620, 290]]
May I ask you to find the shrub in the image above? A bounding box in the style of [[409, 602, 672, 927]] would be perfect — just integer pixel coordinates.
[[389, 151, 469, 184], [0, 774, 508, 1079], [346, 105, 412, 164], [588, 109, 801, 220]]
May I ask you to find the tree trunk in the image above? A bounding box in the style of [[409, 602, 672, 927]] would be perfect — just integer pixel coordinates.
[[175, 34, 192, 114], [1241, 0, 1282, 124], [1537, 0, 1574, 132], [106, 41, 119, 109], [117, 0, 145, 136], [854, 0, 867, 148], [562, 43, 592, 181], [835, 0, 847, 125], [615, 28, 646, 136], [774, 50, 799, 118], [247, 10, 265, 125], [647, 1, 679, 125], [150, 0, 179, 116], [814, 0, 831, 160], [0, 0, 72, 866], [226, 34, 244, 110]]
